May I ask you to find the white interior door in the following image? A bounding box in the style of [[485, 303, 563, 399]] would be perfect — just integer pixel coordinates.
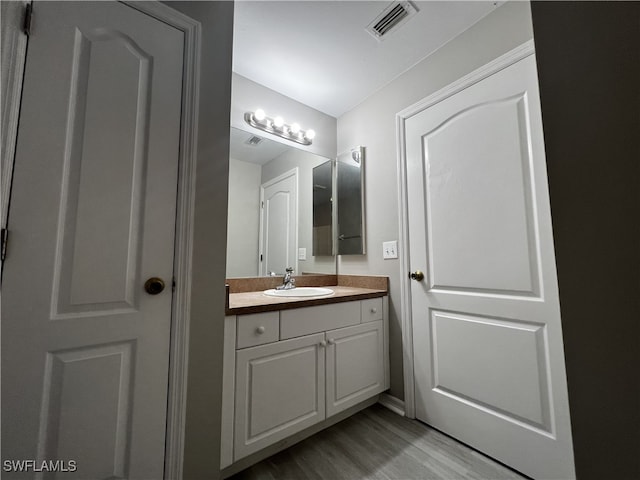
[[405, 53, 575, 479], [259, 168, 298, 276], [1, 2, 183, 478]]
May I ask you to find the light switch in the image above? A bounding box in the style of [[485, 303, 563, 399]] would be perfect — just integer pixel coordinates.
[[298, 248, 307, 260], [383, 241, 398, 259]]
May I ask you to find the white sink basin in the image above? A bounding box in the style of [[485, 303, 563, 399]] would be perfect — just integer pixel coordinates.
[[263, 287, 334, 298]]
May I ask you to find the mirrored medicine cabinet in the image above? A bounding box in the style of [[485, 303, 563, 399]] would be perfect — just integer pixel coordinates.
[[313, 146, 366, 256]]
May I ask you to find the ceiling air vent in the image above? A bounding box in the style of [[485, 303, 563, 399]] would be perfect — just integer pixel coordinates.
[[366, 1, 418, 41], [245, 135, 263, 146]]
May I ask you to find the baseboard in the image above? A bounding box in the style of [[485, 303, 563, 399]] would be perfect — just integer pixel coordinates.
[[378, 393, 405, 416]]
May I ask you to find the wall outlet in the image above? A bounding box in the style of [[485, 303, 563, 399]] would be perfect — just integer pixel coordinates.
[[383, 241, 398, 259], [298, 248, 307, 261]]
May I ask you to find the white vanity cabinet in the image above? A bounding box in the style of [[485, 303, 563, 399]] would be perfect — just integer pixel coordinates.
[[325, 320, 385, 417], [234, 333, 326, 459], [222, 296, 389, 468]]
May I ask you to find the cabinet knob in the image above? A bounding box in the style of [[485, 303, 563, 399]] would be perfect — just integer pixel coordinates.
[[370, 308, 378, 314], [256, 326, 266, 335], [319, 340, 327, 347], [327, 338, 335, 345]]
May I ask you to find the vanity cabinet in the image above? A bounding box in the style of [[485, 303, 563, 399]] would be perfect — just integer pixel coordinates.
[[222, 296, 389, 468], [234, 333, 326, 459], [325, 320, 384, 417]]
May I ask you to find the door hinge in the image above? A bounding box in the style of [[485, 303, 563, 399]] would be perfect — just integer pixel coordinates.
[[1, 228, 8, 262], [172, 277, 176, 292], [23, 3, 33, 36], [260, 254, 263, 262], [261, 201, 264, 208]]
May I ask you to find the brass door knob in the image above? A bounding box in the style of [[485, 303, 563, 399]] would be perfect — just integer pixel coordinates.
[[410, 270, 424, 282], [144, 277, 166, 295]]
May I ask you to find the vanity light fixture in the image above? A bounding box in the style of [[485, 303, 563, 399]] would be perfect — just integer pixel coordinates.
[[244, 109, 316, 146]]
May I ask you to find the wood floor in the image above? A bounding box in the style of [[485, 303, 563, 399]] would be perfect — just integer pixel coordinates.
[[230, 403, 528, 480]]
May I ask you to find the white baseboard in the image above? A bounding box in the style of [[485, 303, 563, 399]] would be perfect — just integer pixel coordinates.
[[378, 393, 405, 416]]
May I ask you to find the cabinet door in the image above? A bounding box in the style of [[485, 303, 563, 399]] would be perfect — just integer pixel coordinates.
[[326, 320, 385, 417], [234, 333, 326, 460]]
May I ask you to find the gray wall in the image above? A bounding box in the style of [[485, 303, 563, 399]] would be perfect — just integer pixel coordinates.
[[262, 148, 336, 275], [163, 2, 233, 479], [227, 158, 261, 277], [336, 1, 535, 400], [530, 2, 640, 479]]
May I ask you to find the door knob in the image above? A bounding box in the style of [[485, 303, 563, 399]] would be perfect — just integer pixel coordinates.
[[410, 270, 424, 282], [144, 277, 166, 295]]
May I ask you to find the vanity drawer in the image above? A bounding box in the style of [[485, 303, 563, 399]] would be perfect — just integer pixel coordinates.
[[237, 312, 279, 349], [280, 301, 360, 340], [361, 298, 383, 323]]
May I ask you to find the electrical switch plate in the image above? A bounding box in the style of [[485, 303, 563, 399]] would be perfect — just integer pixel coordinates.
[[298, 248, 307, 260], [383, 241, 398, 259]]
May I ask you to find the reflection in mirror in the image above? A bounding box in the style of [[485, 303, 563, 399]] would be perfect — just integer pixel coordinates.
[[312, 160, 334, 256], [227, 127, 336, 277], [337, 146, 365, 255]]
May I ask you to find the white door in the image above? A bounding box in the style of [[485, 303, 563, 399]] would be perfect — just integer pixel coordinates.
[[325, 321, 385, 417], [1, 2, 183, 478], [405, 53, 575, 479], [259, 168, 298, 276], [234, 333, 326, 460]]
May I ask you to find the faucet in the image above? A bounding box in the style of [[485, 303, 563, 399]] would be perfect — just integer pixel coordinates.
[[276, 267, 296, 290]]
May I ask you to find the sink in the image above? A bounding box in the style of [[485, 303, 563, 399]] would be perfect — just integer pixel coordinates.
[[263, 287, 334, 298]]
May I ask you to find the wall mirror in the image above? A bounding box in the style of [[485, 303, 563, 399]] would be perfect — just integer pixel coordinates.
[[336, 146, 365, 255], [226, 127, 337, 278]]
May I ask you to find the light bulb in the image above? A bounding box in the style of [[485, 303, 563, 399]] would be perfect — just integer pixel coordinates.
[[273, 116, 284, 128], [305, 129, 316, 140], [254, 109, 266, 121], [290, 123, 301, 134]]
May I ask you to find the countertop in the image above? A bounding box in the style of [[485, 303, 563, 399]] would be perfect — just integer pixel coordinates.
[[226, 285, 387, 316]]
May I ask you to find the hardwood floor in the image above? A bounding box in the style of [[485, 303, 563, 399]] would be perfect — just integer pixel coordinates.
[[230, 403, 529, 480]]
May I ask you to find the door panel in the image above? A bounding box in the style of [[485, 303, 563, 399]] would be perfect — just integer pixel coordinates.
[[40, 342, 134, 479], [1, 2, 184, 478], [430, 310, 550, 431], [406, 54, 574, 479], [54, 27, 154, 316], [423, 96, 538, 295]]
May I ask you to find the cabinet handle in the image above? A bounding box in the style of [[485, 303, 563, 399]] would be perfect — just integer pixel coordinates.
[[327, 338, 335, 345], [319, 340, 327, 347], [370, 308, 378, 314], [256, 326, 266, 334]]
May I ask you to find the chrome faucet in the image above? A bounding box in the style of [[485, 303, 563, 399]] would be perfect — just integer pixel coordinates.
[[276, 267, 296, 290]]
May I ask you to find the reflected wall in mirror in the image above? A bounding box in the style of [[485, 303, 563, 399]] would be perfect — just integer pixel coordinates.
[[336, 146, 365, 255], [227, 127, 336, 278], [312, 160, 334, 256]]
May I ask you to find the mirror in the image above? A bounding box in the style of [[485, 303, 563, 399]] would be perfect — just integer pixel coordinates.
[[336, 146, 365, 255], [226, 127, 336, 278]]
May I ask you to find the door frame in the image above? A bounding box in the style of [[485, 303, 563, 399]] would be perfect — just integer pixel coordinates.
[[258, 167, 299, 275], [395, 40, 535, 419]]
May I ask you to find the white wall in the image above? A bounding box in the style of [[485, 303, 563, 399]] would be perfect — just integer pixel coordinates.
[[262, 148, 336, 275], [232, 73, 337, 159], [227, 158, 261, 277], [336, 1, 535, 400]]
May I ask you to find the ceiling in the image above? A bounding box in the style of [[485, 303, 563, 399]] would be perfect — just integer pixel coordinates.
[[233, 1, 502, 118]]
